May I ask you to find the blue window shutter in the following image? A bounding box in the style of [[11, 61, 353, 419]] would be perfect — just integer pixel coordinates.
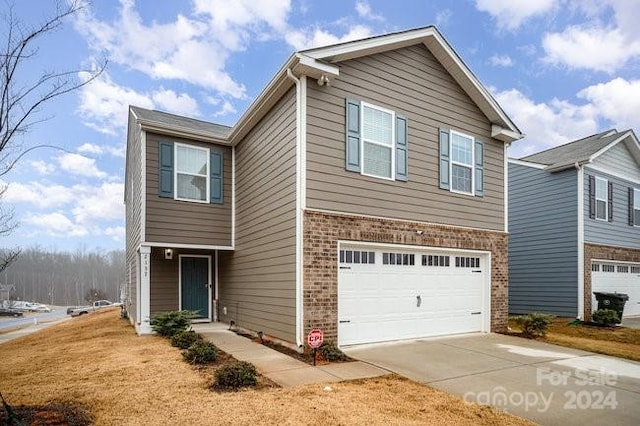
[[210, 151, 223, 204], [629, 187, 635, 226], [589, 175, 596, 219], [439, 128, 450, 189], [474, 140, 484, 197], [608, 181, 613, 222], [345, 98, 361, 172], [158, 141, 174, 198], [395, 114, 408, 181]]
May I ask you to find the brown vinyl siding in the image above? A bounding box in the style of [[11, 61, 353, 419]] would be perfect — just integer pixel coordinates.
[[306, 44, 505, 231], [145, 133, 232, 246], [218, 88, 297, 342], [125, 113, 143, 324]]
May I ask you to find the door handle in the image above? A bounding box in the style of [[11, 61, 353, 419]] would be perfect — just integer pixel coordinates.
[[416, 295, 422, 307]]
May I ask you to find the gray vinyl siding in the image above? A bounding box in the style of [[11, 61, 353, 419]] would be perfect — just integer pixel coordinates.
[[508, 163, 579, 316], [145, 133, 232, 246], [583, 168, 640, 249], [125, 113, 142, 323], [218, 88, 297, 342], [592, 143, 640, 182], [306, 44, 505, 231]]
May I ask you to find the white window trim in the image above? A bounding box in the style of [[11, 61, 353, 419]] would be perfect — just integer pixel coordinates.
[[634, 188, 640, 227], [449, 129, 475, 196], [360, 101, 396, 181], [595, 176, 608, 221], [174, 142, 210, 204]]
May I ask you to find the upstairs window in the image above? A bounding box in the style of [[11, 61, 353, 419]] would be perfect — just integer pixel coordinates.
[[595, 177, 608, 221], [345, 99, 408, 182], [633, 188, 640, 226], [175, 144, 209, 203], [439, 128, 484, 197]]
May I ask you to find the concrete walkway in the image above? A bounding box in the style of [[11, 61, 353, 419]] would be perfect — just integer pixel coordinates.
[[0, 317, 72, 344], [191, 323, 388, 387]]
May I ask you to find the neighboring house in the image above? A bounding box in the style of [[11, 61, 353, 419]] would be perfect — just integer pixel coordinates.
[[0, 284, 15, 301], [125, 26, 523, 347], [509, 129, 640, 320]]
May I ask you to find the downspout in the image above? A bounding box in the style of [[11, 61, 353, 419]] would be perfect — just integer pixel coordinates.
[[286, 68, 304, 349], [576, 161, 585, 319]]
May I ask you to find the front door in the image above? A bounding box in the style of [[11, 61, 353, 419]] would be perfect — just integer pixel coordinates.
[[180, 256, 210, 319]]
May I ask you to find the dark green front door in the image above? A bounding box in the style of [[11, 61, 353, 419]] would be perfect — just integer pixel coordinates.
[[181, 256, 209, 319]]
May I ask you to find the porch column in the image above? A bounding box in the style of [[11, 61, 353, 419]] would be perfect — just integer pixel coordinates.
[[139, 246, 152, 334]]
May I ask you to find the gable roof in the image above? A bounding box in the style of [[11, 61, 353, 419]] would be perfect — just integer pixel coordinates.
[[129, 26, 522, 145], [519, 129, 640, 172]]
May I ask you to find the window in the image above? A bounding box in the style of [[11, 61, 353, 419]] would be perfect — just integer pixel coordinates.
[[422, 255, 450, 267], [595, 177, 608, 221], [602, 264, 615, 273], [159, 141, 223, 204], [631, 266, 640, 274], [591, 264, 600, 272], [345, 99, 408, 181], [362, 103, 394, 179], [340, 250, 375, 265], [383, 253, 415, 266], [635, 188, 640, 226], [450, 131, 473, 194], [175, 144, 209, 202], [455, 256, 480, 268], [617, 265, 629, 273], [439, 129, 483, 197]]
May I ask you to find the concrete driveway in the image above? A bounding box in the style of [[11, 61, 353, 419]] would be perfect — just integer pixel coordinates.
[[343, 333, 640, 426]]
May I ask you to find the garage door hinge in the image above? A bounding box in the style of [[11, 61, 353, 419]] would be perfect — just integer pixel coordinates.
[[339, 266, 351, 270], [472, 270, 482, 273], [339, 320, 351, 323], [471, 312, 482, 315]]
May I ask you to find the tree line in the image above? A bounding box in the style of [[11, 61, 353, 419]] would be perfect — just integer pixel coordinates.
[[0, 247, 124, 306]]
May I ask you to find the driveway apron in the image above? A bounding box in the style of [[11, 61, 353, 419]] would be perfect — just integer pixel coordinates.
[[343, 333, 640, 426]]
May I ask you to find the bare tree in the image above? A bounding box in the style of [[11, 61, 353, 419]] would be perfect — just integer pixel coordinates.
[[0, 1, 106, 271]]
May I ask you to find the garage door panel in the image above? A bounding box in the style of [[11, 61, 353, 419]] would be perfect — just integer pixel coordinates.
[[338, 245, 488, 346]]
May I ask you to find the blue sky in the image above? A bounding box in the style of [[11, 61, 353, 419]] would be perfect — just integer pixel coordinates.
[[2, 0, 639, 251]]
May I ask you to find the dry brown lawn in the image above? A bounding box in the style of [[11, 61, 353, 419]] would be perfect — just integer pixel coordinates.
[[0, 309, 534, 426]]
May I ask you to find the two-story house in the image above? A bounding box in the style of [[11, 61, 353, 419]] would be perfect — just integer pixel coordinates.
[[509, 130, 640, 320], [125, 26, 523, 347]]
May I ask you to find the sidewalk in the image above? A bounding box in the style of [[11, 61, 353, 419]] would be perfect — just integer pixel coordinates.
[[0, 317, 72, 344], [192, 323, 388, 387]]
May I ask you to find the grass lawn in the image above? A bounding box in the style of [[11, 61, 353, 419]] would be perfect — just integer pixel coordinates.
[[509, 317, 640, 362], [0, 309, 534, 426]]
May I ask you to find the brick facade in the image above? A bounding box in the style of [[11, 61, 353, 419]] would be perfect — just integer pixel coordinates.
[[303, 210, 509, 342], [583, 243, 640, 319]]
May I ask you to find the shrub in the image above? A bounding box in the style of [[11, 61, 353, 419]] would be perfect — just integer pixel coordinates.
[[170, 330, 203, 349], [214, 361, 258, 389], [317, 341, 348, 362], [182, 340, 217, 364], [150, 310, 198, 337], [592, 309, 620, 326], [512, 313, 554, 338]]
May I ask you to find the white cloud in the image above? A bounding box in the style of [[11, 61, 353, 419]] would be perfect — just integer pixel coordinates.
[[435, 9, 453, 27], [58, 153, 108, 179], [77, 143, 103, 155], [71, 182, 124, 225], [285, 25, 373, 50], [542, 26, 640, 72], [475, 0, 558, 30], [355, 1, 384, 21], [577, 78, 640, 130], [104, 226, 125, 242], [78, 142, 126, 158], [490, 54, 514, 67], [3, 181, 76, 208], [213, 100, 237, 117], [494, 88, 599, 157], [152, 89, 200, 117], [30, 160, 56, 175], [24, 212, 88, 237]]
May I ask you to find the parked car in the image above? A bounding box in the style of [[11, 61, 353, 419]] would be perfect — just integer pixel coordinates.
[[0, 308, 23, 317], [69, 300, 123, 317], [27, 303, 51, 312]]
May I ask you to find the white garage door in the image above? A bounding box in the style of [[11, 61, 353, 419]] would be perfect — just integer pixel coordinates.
[[338, 244, 490, 346], [592, 262, 640, 317]]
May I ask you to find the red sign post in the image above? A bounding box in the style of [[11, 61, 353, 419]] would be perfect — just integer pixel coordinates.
[[307, 329, 324, 366]]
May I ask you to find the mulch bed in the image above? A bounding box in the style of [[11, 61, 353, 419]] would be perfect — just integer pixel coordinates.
[[0, 401, 92, 426], [235, 331, 353, 366]]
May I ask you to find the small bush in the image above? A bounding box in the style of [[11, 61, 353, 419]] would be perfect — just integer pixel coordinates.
[[182, 340, 217, 364], [317, 341, 348, 362], [170, 330, 203, 349], [150, 310, 198, 337], [512, 313, 554, 338], [592, 309, 620, 326], [214, 361, 258, 389]]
